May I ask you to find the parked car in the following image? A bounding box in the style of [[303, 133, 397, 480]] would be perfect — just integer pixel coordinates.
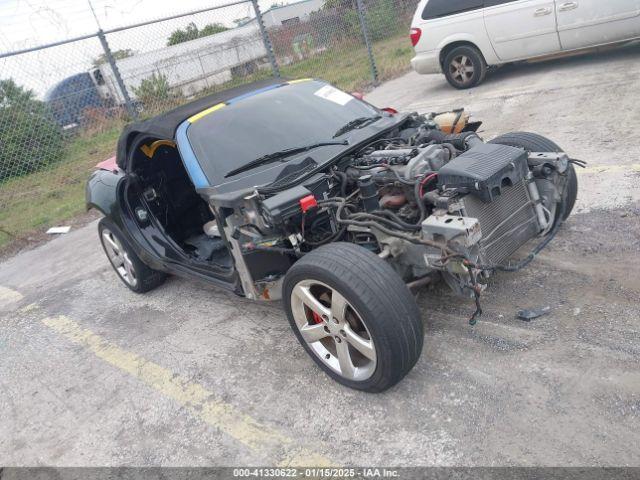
[[87, 78, 579, 392], [410, 0, 640, 88], [44, 73, 109, 130]]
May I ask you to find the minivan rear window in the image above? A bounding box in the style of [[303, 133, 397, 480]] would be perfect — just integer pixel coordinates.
[[422, 0, 484, 20]]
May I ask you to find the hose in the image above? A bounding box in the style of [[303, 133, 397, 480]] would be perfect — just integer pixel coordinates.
[[418, 172, 438, 199], [304, 226, 347, 246], [349, 212, 416, 232], [372, 210, 422, 231], [443, 132, 482, 150], [327, 198, 454, 254], [386, 168, 417, 186], [332, 171, 349, 197], [303, 198, 356, 246]]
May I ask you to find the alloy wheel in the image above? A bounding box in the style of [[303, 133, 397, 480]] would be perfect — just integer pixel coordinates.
[[290, 280, 377, 381], [101, 228, 138, 287], [449, 55, 475, 86]]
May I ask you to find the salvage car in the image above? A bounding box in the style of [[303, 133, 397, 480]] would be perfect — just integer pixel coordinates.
[[87, 78, 580, 392]]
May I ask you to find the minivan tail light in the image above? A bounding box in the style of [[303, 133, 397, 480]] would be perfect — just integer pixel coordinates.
[[410, 28, 422, 47]]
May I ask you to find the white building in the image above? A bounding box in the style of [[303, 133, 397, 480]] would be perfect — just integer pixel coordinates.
[[245, 0, 325, 28], [93, 23, 269, 103]]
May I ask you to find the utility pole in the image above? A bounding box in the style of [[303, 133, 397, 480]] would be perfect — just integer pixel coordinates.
[[87, 0, 138, 120]]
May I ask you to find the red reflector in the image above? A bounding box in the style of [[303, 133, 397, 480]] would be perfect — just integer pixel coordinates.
[[410, 28, 422, 47], [299, 195, 318, 213], [382, 107, 398, 114]]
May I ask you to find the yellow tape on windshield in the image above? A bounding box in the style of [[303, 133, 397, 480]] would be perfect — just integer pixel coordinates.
[[288, 78, 312, 84], [188, 102, 226, 123]]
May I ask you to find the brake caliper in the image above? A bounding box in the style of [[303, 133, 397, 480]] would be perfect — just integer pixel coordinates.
[[312, 311, 324, 324]]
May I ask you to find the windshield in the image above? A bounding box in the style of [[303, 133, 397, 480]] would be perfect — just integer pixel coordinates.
[[185, 80, 380, 183]]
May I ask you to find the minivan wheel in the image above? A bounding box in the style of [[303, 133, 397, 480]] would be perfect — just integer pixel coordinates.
[[283, 242, 424, 392], [98, 218, 166, 293], [443, 45, 487, 89]]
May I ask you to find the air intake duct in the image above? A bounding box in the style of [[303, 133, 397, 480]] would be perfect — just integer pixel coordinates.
[[437, 143, 529, 202]]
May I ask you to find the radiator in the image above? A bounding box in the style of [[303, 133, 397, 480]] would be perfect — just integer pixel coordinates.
[[462, 179, 541, 265]]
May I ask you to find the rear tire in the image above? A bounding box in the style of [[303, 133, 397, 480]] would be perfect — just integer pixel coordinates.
[[489, 132, 578, 222], [443, 45, 487, 89], [283, 242, 423, 393], [98, 218, 166, 293]]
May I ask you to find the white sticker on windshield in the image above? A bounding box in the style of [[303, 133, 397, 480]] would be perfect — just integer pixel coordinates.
[[314, 85, 353, 106]]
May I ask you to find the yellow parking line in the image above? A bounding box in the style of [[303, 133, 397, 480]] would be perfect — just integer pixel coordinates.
[[42, 315, 333, 467], [0, 286, 23, 307], [577, 164, 640, 174]]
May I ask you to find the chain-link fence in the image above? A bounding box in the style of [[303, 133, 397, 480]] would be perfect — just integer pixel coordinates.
[[0, 0, 418, 249]]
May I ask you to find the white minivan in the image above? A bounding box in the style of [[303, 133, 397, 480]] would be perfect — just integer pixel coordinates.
[[410, 0, 640, 88]]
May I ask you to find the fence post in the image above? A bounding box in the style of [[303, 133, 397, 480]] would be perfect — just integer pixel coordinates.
[[97, 29, 138, 120], [251, 0, 281, 78], [355, 0, 379, 85]]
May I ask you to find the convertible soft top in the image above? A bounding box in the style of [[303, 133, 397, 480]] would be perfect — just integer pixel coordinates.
[[115, 77, 287, 169]]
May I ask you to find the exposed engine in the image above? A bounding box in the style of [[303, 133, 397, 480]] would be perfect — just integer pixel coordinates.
[[230, 112, 574, 322]]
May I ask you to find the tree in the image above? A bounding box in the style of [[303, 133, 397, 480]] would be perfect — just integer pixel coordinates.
[[92, 49, 134, 67], [323, 0, 355, 9], [167, 22, 229, 46], [0, 78, 36, 109], [0, 79, 64, 181], [199, 23, 230, 37]]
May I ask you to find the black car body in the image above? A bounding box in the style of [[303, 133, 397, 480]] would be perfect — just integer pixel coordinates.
[[87, 78, 578, 391]]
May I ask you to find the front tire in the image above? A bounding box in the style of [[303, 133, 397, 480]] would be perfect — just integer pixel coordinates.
[[443, 45, 487, 89], [283, 243, 423, 392], [98, 218, 166, 293]]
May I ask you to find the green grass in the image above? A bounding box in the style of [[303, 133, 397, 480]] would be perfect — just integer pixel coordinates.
[[0, 32, 414, 251], [0, 124, 124, 249], [194, 32, 413, 95], [279, 33, 413, 92]]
